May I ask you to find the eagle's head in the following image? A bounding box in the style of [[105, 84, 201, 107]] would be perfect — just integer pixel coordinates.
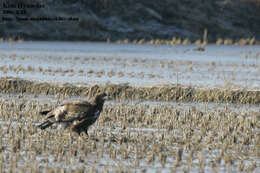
[[94, 92, 108, 105]]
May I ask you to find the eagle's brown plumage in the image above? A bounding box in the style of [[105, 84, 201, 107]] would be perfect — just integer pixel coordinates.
[[37, 92, 107, 135]]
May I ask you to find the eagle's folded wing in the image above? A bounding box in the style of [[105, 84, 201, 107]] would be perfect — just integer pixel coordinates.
[[59, 101, 94, 122]]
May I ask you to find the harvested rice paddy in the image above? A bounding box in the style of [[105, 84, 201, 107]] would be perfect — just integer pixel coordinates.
[[0, 41, 259, 172]]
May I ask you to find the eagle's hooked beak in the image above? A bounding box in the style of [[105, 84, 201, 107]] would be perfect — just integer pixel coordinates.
[[101, 93, 108, 100], [104, 95, 109, 100]]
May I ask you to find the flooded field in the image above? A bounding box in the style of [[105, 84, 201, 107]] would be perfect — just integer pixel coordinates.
[[0, 94, 259, 172], [0, 41, 259, 172], [0, 41, 260, 89]]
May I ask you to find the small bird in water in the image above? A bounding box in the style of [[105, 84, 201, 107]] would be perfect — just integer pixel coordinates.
[[37, 92, 108, 136]]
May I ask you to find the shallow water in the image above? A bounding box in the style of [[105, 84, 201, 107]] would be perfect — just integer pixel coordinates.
[[0, 41, 259, 89]]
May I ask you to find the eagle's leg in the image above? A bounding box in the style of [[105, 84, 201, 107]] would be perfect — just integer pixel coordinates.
[[71, 124, 81, 136], [84, 128, 89, 136], [76, 130, 81, 136]]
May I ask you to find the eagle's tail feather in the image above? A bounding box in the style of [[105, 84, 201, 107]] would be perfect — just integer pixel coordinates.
[[37, 121, 53, 130], [40, 110, 51, 115]]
